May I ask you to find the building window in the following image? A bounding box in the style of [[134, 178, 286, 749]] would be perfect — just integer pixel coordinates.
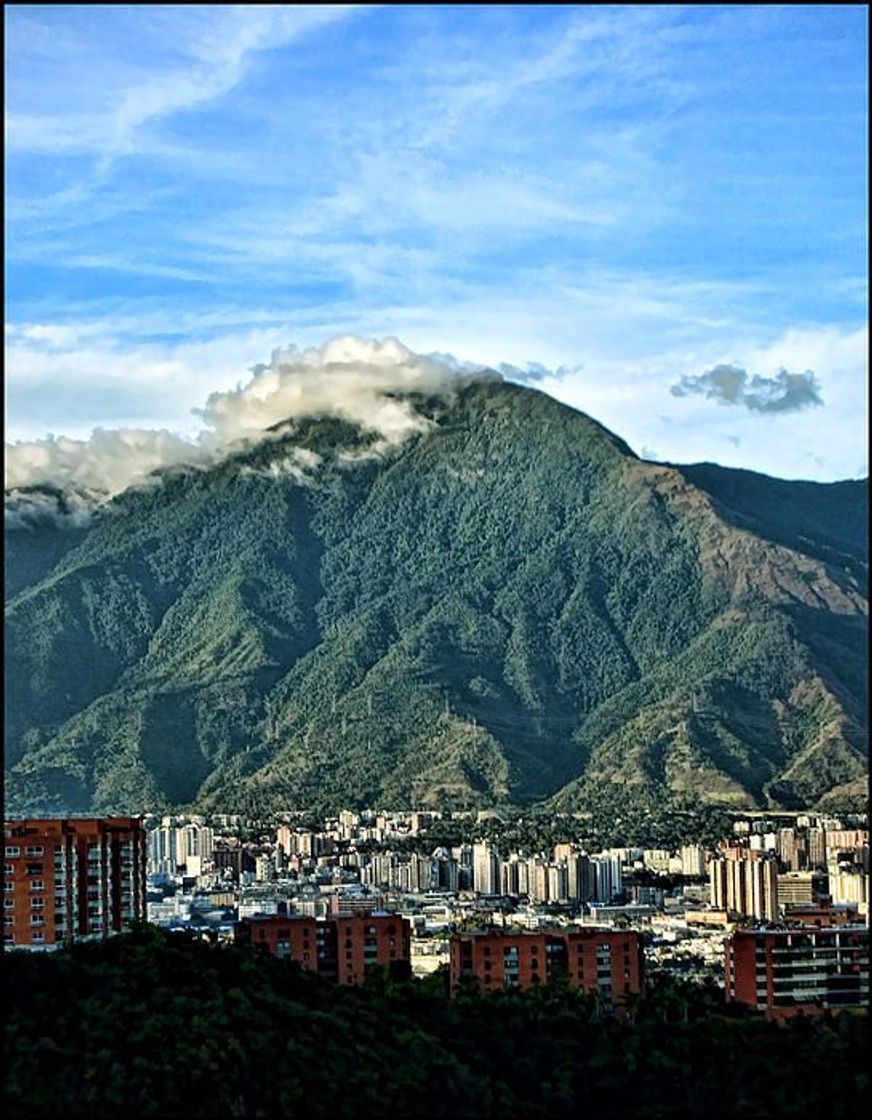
[[32, 932, 45, 943], [3, 900, 14, 910], [29, 881, 44, 892], [5, 848, 20, 858], [3, 883, 12, 893], [26, 847, 44, 857]]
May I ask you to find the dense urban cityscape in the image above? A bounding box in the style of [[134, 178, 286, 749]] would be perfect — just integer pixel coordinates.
[[5, 806, 868, 1017]]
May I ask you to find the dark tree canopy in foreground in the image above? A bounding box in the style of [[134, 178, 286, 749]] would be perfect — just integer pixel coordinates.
[[4, 925, 869, 1119]]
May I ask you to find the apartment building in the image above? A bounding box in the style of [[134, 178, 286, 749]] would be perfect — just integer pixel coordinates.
[[709, 849, 779, 922], [777, 871, 826, 909], [4, 817, 147, 950], [472, 842, 501, 895], [725, 926, 869, 1016], [449, 928, 643, 1010], [235, 912, 412, 984]]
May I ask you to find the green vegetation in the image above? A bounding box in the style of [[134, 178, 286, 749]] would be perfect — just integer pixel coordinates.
[[364, 800, 733, 855], [4, 381, 868, 815], [4, 926, 868, 1119]]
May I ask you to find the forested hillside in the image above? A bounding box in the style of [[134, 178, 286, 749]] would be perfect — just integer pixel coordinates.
[[5, 381, 868, 815]]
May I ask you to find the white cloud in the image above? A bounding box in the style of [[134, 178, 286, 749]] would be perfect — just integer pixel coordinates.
[[612, 325, 868, 480], [4, 322, 868, 515], [4, 486, 101, 530], [4, 428, 210, 496], [240, 447, 325, 485], [4, 336, 487, 502], [4, 8, 865, 488], [197, 336, 473, 444]]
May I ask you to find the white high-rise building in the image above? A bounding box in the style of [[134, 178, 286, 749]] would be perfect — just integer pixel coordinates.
[[529, 858, 549, 903], [180, 823, 213, 862], [709, 852, 779, 921], [548, 862, 569, 902], [829, 866, 868, 917], [148, 823, 184, 876], [680, 844, 706, 878], [472, 842, 501, 895]]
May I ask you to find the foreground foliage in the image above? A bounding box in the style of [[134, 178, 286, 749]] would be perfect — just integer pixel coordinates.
[[4, 926, 869, 1119]]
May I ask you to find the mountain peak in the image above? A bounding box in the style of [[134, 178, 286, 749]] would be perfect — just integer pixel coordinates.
[[4, 381, 867, 818]]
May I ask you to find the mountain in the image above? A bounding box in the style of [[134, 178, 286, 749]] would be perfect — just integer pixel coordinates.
[[4, 380, 868, 816]]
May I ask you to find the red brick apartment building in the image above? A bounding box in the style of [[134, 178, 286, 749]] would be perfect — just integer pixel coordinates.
[[235, 913, 412, 984], [449, 928, 644, 1008], [725, 926, 869, 1017], [4, 817, 147, 950]]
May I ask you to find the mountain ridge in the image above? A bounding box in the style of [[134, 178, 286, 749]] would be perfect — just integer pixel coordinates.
[[4, 380, 868, 817]]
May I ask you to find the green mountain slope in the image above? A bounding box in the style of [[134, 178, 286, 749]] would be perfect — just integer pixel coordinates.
[[4, 381, 868, 815], [673, 463, 867, 591]]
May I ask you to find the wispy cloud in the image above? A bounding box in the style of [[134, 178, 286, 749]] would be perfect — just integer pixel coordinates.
[[5, 5, 867, 483], [7, 6, 366, 161]]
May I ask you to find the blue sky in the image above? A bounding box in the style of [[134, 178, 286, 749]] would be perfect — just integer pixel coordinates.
[[5, 4, 868, 482]]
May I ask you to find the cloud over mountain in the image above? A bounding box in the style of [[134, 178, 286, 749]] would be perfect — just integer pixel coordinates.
[[4, 337, 501, 520], [4, 428, 211, 499], [196, 336, 491, 444], [670, 363, 824, 414]]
